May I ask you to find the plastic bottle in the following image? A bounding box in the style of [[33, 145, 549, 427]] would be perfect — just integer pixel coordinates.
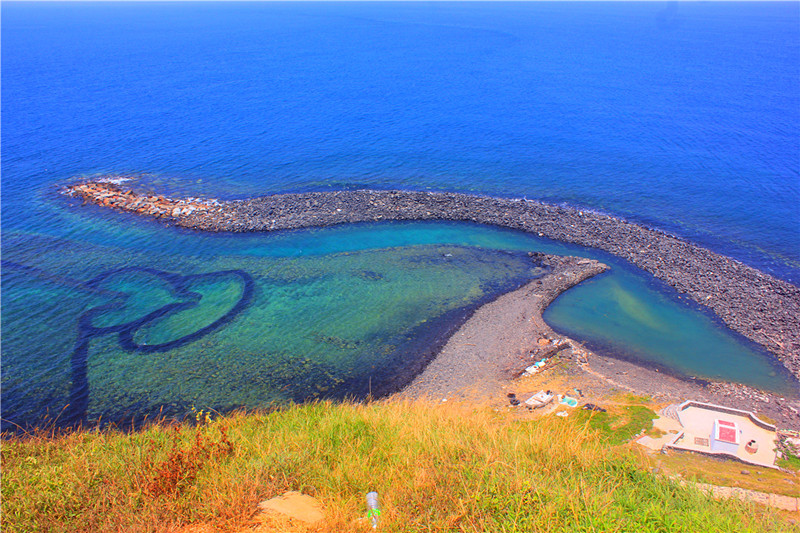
[[366, 491, 381, 529]]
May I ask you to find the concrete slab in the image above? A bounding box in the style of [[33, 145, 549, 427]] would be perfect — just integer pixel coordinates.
[[670, 402, 778, 468], [636, 416, 683, 451]]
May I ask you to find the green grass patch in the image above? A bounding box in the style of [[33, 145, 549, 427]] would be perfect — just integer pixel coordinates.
[[615, 392, 654, 404], [573, 405, 656, 446], [1, 401, 791, 532], [778, 453, 800, 471]]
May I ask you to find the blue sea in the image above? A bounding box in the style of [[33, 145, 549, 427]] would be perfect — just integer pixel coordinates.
[[2, 2, 799, 430]]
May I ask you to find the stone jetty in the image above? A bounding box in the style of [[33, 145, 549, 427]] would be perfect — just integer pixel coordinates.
[[62, 181, 800, 387], [64, 181, 216, 219]]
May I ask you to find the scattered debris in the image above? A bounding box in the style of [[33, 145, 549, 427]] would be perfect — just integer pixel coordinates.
[[525, 390, 555, 409], [558, 395, 578, 408], [582, 403, 607, 412], [524, 358, 549, 375]]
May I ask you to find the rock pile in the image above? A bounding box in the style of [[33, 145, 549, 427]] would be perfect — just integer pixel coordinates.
[[63, 181, 215, 219]]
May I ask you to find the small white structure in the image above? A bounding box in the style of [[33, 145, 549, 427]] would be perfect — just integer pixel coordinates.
[[710, 419, 740, 454], [661, 401, 779, 469], [525, 390, 554, 409]]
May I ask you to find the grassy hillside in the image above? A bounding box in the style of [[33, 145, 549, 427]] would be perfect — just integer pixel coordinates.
[[1, 400, 793, 532]]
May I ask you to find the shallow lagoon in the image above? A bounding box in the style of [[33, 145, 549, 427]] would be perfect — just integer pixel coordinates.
[[2, 218, 796, 431]]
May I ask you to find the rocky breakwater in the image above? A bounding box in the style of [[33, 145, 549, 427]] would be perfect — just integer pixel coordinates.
[[179, 189, 800, 383], [63, 181, 216, 219], [63, 184, 800, 386]]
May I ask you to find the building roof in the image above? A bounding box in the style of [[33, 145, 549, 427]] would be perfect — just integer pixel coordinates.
[[715, 419, 739, 444]]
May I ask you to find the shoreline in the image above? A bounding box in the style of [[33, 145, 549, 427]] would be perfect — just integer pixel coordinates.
[[394, 253, 800, 429], [397, 254, 610, 401], [63, 182, 800, 388]]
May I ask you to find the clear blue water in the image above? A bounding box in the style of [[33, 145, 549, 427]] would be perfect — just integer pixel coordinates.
[[2, 2, 798, 429]]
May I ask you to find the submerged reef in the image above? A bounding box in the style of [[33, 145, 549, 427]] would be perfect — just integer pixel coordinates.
[[63, 182, 800, 384], [3, 260, 255, 428]]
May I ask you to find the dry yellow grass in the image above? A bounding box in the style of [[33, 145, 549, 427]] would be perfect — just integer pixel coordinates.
[[2, 399, 795, 532]]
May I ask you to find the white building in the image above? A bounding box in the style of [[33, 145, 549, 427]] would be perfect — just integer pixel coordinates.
[[710, 419, 740, 455], [660, 401, 778, 469]]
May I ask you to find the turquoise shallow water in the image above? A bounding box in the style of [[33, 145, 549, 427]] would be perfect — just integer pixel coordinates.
[[2, 220, 795, 431], [2, 225, 548, 429], [544, 271, 792, 387]]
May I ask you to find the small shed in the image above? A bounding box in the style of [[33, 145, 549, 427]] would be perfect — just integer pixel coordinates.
[[710, 419, 740, 454]]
